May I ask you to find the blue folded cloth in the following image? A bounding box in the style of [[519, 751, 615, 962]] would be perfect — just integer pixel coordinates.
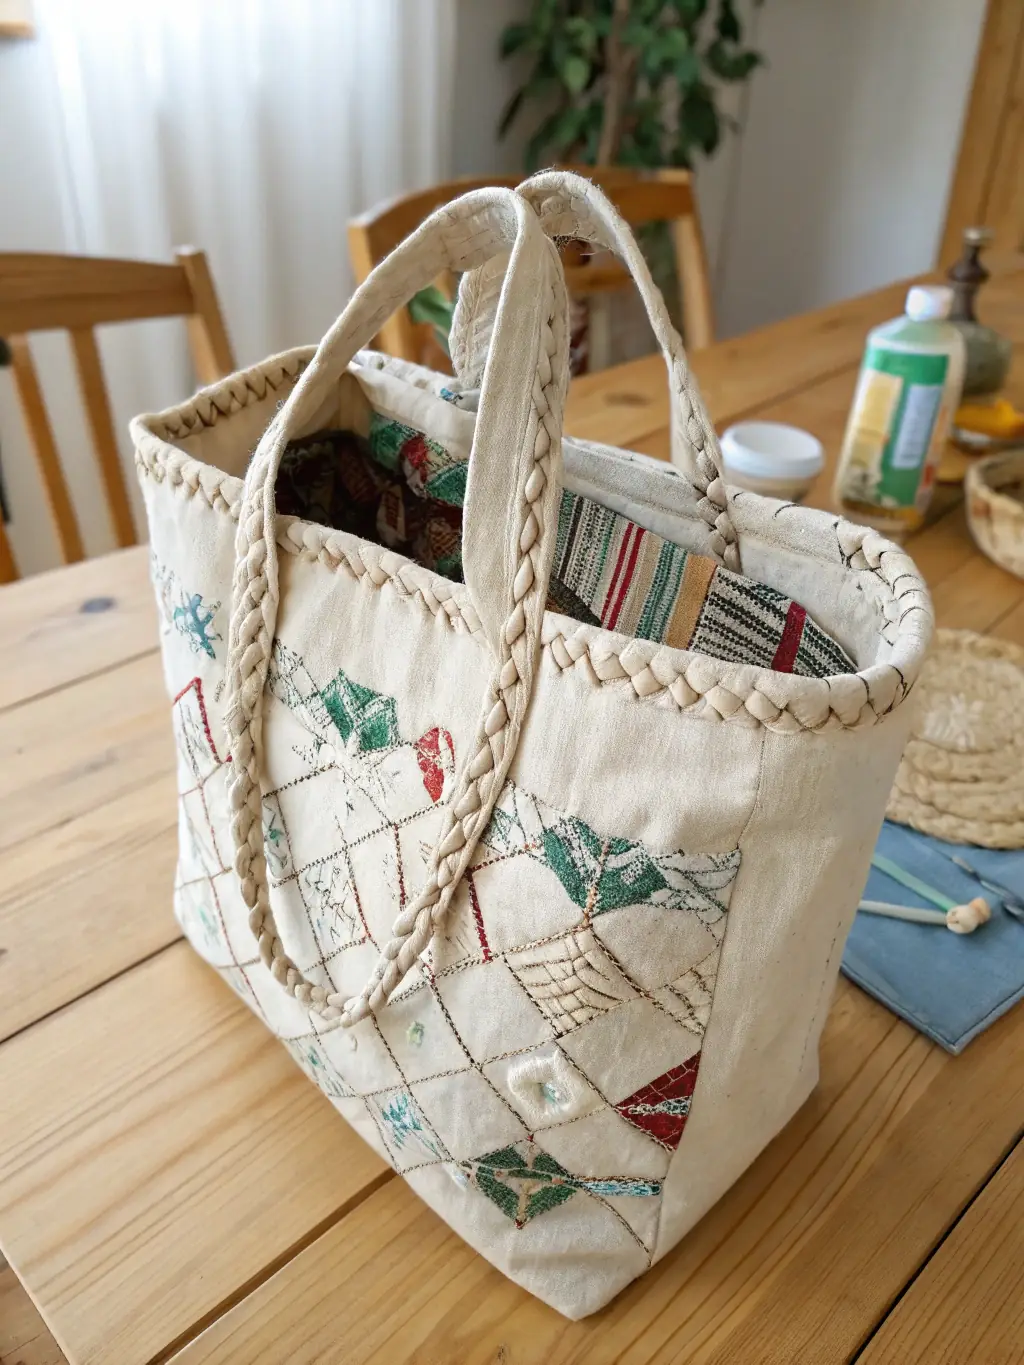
[[841, 821, 1024, 1053]]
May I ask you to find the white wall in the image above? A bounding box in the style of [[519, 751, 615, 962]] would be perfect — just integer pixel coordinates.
[[452, 0, 531, 177], [713, 0, 987, 336]]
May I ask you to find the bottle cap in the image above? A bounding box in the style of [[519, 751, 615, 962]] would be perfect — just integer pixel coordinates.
[[906, 285, 953, 322]]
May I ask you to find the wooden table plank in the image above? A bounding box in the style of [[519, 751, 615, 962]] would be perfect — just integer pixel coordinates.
[[990, 596, 1024, 647], [0, 648, 182, 1043], [0, 943, 391, 1365], [0, 1258, 68, 1365], [0, 650, 172, 855], [0, 546, 156, 713], [0, 550, 185, 1040], [168, 998, 1024, 1365], [858, 1138, 1024, 1365], [0, 773, 180, 1043]]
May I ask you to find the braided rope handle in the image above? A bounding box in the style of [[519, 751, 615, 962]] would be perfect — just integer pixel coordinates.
[[451, 170, 739, 571], [223, 188, 570, 1027]]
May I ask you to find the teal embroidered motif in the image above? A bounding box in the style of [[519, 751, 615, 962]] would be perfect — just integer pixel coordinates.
[[152, 558, 222, 659], [320, 670, 400, 752], [262, 795, 290, 877], [373, 1089, 447, 1164], [284, 1039, 354, 1100], [172, 592, 221, 659], [481, 787, 741, 925], [467, 1144, 662, 1228], [541, 815, 740, 918], [542, 823, 668, 914]]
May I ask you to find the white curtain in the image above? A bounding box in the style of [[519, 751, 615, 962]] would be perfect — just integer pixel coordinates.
[[4, 0, 456, 572]]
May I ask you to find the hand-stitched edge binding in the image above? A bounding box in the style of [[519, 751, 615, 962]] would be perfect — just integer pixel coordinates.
[[451, 170, 740, 574], [133, 367, 931, 736]]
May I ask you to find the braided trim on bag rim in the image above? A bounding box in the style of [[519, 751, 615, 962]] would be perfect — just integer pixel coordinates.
[[134, 371, 932, 738]]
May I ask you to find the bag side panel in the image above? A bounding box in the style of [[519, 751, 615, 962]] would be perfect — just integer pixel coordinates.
[[655, 708, 915, 1258]]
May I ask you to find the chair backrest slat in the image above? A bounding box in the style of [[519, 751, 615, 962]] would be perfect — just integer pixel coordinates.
[[70, 326, 137, 548], [0, 247, 235, 580], [347, 167, 714, 367], [176, 247, 236, 385], [8, 334, 86, 563], [0, 254, 194, 334], [0, 518, 14, 584]]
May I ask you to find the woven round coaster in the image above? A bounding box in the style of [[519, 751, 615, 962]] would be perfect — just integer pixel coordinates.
[[887, 628, 1024, 848]]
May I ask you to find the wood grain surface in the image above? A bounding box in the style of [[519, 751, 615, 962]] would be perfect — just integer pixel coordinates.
[[859, 1138, 1024, 1365], [0, 1258, 68, 1365], [0, 546, 156, 712], [0, 945, 390, 1365]]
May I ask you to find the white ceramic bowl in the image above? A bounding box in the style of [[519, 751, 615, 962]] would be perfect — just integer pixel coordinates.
[[720, 421, 825, 503]]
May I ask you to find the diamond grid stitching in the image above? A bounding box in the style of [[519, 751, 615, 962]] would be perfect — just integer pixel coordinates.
[[170, 653, 740, 1254]]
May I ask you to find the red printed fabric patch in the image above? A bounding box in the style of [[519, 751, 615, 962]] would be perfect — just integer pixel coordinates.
[[415, 727, 456, 803], [615, 1055, 702, 1150]]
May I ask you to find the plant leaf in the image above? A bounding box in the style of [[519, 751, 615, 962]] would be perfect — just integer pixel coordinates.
[[715, 0, 741, 42], [706, 39, 762, 81], [561, 53, 591, 94], [674, 46, 702, 87], [525, 102, 587, 169], [564, 15, 598, 57], [673, 0, 708, 21], [499, 22, 533, 58], [681, 85, 720, 155], [408, 285, 455, 334]]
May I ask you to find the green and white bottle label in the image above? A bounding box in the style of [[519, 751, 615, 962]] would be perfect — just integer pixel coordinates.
[[839, 347, 950, 509]]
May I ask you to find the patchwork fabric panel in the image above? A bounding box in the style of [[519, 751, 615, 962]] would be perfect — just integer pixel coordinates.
[[276, 415, 854, 678], [171, 651, 744, 1269]]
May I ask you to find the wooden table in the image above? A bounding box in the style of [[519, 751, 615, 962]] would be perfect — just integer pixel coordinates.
[[3, 263, 1024, 1365]]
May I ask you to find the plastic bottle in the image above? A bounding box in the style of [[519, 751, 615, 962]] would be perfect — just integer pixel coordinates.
[[834, 285, 966, 536]]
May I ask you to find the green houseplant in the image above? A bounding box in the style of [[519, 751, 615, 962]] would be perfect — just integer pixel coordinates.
[[410, 1, 763, 360], [499, 0, 763, 169]]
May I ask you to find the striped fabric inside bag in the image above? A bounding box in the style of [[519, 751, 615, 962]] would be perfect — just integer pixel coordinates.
[[276, 413, 854, 680]]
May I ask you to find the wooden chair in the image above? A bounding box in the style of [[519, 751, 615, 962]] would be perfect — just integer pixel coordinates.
[[347, 167, 714, 370], [0, 247, 235, 583]]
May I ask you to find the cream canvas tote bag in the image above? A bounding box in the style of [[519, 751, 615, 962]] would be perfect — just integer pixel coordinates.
[[132, 174, 931, 1318]]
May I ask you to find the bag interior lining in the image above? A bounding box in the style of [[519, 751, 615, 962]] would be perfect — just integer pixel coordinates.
[[274, 399, 854, 680]]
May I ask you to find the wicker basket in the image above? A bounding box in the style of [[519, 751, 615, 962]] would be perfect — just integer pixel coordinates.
[[965, 448, 1024, 579]]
